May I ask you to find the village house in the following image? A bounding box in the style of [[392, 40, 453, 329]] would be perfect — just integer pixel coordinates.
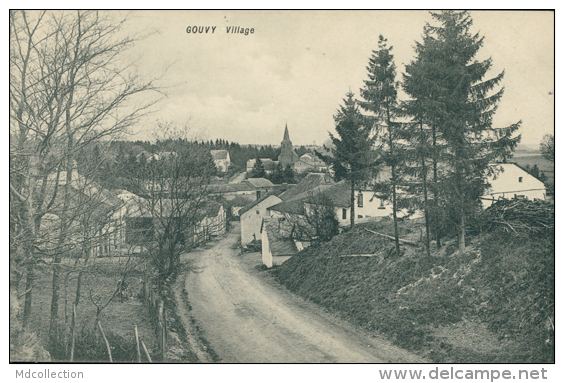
[[293, 153, 329, 173], [239, 194, 282, 245], [261, 217, 304, 268], [482, 162, 547, 208], [245, 173, 334, 244], [210, 149, 231, 172], [40, 169, 127, 258], [207, 177, 275, 201], [269, 180, 395, 228], [123, 197, 227, 249]]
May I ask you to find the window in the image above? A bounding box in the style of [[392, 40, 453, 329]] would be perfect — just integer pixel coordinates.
[[378, 199, 386, 210], [518, 177, 523, 183], [342, 208, 347, 220], [357, 192, 363, 207]]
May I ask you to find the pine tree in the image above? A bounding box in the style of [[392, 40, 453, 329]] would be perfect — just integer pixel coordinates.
[[283, 164, 296, 184], [250, 156, 266, 178], [406, 11, 521, 250], [317, 91, 378, 228], [359, 35, 402, 255]]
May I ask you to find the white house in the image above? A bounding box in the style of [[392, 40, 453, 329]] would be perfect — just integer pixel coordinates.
[[239, 194, 282, 245], [261, 217, 299, 268], [482, 163, 546, 208], [301, 181, 398, 227], [208, 178, 275, 202], [210, 150, 231, 172], [292, 153, 328, 173]]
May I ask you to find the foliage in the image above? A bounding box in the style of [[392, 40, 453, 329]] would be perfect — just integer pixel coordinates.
[[126, 124, 217, 286], [289, 193, 340, 245], [402, 11, 521, 250], [359, 35, 403, 255], [316, 91, 379, 228], [250, 156, 266, 178], [9, 10, 157, 349]]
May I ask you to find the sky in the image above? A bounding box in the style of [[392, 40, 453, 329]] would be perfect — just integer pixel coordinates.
[[117, 10, 554, 149]]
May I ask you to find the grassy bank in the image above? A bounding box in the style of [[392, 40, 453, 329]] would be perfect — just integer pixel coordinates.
[[273, 216, 554, 363]]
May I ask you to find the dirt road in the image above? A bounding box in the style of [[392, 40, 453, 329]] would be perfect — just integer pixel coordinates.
[[177, 223, 424, 363]]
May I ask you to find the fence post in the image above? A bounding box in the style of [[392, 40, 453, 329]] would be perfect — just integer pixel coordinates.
[[134, 325, 141, 363], [97, 321, 113, 363], [158, 300, 165, 361]]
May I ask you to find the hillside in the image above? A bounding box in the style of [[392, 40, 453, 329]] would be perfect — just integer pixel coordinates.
[[273, 210, 554, 363]]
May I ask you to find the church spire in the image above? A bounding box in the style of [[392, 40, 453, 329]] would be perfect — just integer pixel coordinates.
[[282, 123, 290, 142]]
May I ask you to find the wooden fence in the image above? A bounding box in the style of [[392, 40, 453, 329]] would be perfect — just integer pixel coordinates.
[[140, 280, 167, 361]]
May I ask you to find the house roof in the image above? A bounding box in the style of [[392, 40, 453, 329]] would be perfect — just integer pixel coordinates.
[[262, 218, 298, 256], [307, 181, 352, 207], [244, 178, 274, 188], [239, 193, 280, 216], [207, 183, 251, 194], [210, 150, 229, 160], [278, 173, 335, 201], [126, 198, 222, 221], [224, 195, 256, 208], [268, 198, 306, 215]]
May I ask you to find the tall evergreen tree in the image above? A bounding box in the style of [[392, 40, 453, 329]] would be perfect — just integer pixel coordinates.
[[359, 35, 403, 256], [404, 11, 521, 250], [250, 156, 266, 178], [317, 91, 378, 228], [283, 164, 296, 184]]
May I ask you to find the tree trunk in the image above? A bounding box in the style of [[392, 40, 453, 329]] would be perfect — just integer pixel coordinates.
[[421, 162, 431, 257], [432, 124, 441, 249], [419, 119, 431, 257], [49, 150, 73, 348], [391, 167, 401, 256], [458, 211, 466, 251], [49, 265, 62, 348], [349, 178, 355, 229], [22, 262, 34, 328]]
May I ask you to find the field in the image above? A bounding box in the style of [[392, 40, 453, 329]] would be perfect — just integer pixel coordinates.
[[14, 257, 157, 362]]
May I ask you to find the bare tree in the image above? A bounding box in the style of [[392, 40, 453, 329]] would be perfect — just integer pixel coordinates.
[[289, 193, 340, 246], [540, 134, 554, 163], [9, 10, 158, 348], [126, 123, 218, 290]]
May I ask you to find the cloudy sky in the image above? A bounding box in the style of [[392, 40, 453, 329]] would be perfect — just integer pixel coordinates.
[[120, 10, 554, 149]]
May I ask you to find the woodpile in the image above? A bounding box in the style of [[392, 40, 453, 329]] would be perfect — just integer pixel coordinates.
[[482, 198, 554, 236]]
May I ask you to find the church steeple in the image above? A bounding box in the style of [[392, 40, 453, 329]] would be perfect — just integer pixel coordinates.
[[282, 123, 291, 142], [278, 123, 298, 167]]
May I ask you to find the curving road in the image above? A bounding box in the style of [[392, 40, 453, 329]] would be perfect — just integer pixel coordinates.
[[178, 223, 424, 363]]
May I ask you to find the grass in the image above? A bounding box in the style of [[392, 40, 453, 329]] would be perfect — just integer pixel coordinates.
[[15, 258, 157, 362], [273, 216, 554, 363]]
